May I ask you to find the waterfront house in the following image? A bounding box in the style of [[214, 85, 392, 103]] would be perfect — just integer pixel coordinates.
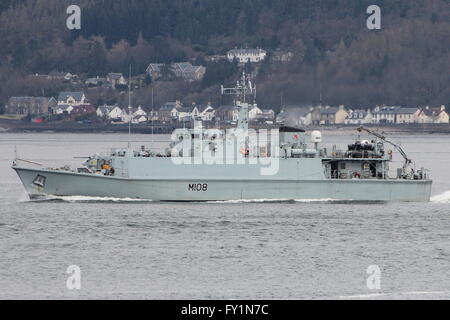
[[216, 105, 239, 122], [148, 109, 159, 122], [276, 109, 287, 125], [276, 107, 312, 126], [345, 109, 373, 125], [5, 97, 57, 115], [371, 106, 421, 124], [417, 105, 449, 124], [297, 108, 313, 126], [158, 101, 182, 122], [133, 106, 148, 117], [71, 105, 96, 116], [248, 105, 263, 120], [132, 115, 148, 124], [199, 104, 216, 121], [393, 108, 421, 124], [53, 104, 73, 115], [96, 105, 124, 120], [177, 104, 200, 121], [57, 92, 86, 106], [371, 106, 398, 124], [311, 105, 348, 125], [120, 106, 148, 123], [255, 109, 276, 123]]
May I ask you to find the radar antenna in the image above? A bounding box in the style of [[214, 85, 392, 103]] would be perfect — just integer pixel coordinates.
[[221, 71, 256, 103]]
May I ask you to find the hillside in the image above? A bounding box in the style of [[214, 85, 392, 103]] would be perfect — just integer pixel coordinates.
[[0, 0, 449, 112]]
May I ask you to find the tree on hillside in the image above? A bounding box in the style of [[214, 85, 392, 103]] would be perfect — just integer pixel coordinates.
[[0, 0, 449, 107], [202, 60, 239, 89]]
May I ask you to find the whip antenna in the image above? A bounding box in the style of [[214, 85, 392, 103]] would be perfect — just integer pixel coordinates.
[[128, 65, 132, 150]]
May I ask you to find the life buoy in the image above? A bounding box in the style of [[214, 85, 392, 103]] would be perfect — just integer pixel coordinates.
[[240, 148, 249, 156]]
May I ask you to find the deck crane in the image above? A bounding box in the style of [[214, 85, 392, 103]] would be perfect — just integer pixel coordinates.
[[357, 126, 412, 172]]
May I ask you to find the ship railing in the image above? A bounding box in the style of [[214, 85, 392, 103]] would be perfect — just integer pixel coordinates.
[[328, 150, 384, 160], [331, 169, 380, 180]]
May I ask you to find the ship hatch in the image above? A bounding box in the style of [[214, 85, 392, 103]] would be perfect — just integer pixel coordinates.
[[32, 175, 46, 188]]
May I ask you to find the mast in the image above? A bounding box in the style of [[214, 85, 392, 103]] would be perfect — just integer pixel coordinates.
[[127, 65, 132, 150], [221, 71, 256, 131], [151, 87, 154, 145]]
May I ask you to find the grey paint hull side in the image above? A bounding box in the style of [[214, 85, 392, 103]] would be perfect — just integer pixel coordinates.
[[13, 166, 432, 202]]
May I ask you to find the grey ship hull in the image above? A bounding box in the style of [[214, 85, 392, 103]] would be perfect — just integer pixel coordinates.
[[13, 166, 432, 202]]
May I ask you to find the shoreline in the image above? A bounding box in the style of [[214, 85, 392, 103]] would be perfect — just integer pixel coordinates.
[[0, 119, 449, 135]]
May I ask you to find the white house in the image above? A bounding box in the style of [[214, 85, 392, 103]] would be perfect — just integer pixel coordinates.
[[200, 104, 216, 121], [371, 106, 422, 124], [120, 106, 148, 123], [53, 104, 73, 115], [134, 106, 148, 117], [107, 73, 127, 88], [248, 104, 263, 120], [217, 105, 240, 122], [146, 63, 164, 80], [276, 107, 312, 126], [255, 109, 275, 123], [97, 105, 124, 120], [57, 92, 86, 106], [132, 115, 148, 124], [158, 101, 182, 122], [417, 105, 450, 124], [171, 63, 206, 81], [148, 109, 159, 122], [97, 105, 113, 118], [393, 108, 421, 124], [276, 109, 287, 124], [48, 71, 76, 81], [177, 104, 200, 121], [227, 48, 267, 64], [297, 109, 313, 126], [371, 106, 398, 124]]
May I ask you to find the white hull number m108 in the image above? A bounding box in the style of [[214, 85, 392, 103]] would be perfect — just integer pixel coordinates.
[[189, 183, 208, 192]]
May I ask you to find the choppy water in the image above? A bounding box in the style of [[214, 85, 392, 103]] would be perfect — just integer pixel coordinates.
[[0, 132, 449, 299]]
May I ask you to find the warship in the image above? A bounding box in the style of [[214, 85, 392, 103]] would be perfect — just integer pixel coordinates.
[[12, 74, 432, 202]]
